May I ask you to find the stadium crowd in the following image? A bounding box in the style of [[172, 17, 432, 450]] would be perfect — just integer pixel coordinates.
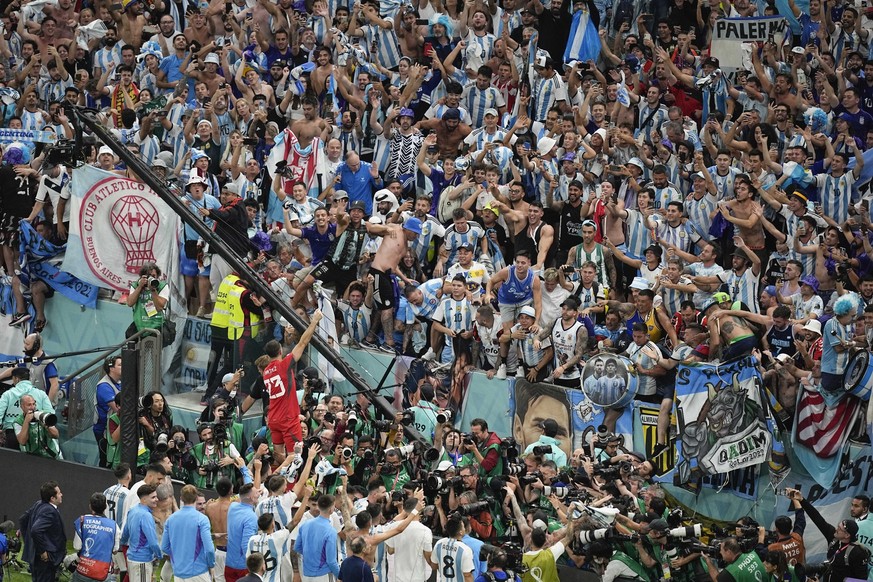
[[4, 0, 873, 579]]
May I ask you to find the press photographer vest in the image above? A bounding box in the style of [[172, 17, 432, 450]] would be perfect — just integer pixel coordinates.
[[212, 275, 262, 340], [131, 281, 167, 331], [522, 548, 558, 582], [725, 551, 768, 582], [612, 550, 652, 582], [75, 514, 117, 581]]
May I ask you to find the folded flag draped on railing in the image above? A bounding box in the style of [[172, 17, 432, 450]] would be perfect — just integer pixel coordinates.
[[18, 220, 99, 309]]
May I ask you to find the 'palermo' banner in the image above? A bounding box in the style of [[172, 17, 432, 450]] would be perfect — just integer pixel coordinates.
[[673, 356, 774, 483], [710, 16, 787, 69], [64, 164, 181, 292]]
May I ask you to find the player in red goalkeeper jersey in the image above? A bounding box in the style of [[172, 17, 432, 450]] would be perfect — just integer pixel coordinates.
[[262, 309, 323, 461]]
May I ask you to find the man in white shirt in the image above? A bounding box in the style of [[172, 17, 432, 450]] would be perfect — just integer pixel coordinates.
[[386, 497, 433, 582]]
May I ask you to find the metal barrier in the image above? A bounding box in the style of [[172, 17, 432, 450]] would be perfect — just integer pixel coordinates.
[[64, 328, 162, 439]]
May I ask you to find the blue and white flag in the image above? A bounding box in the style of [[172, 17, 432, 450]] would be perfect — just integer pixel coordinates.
[[18, 220, 99, 309], [781, 160, 815, 189], [564, 9, 601, 65]]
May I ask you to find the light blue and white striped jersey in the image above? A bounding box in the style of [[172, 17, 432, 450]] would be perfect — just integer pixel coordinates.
[[511, 323, 551, 369], [362, 24, 402, 69], [815, 171, 856, 225], [624, 208, 652, 259], [402, 211, 446, 264], [37, 76, 72, 105], [443, 222, 485, 265], [654, 216, 700, 256], [307, 14, 328, 44], [685, 192, 718, 241], [103, 484, 130, 531], [336, 128, 362, 157], [463, 84, 504, 128], [649, 183, 682, 210], [435, 296, 474, 362], [718, 268, 760, 314], [21, 109, 45, 132], [135, 133, 161, 167], [687, 262, 724, 307], [256, 491, 298, 530], [425, 102, 473, 125], [463, 127, 509, 151], [529, 71, 567, 121], [465, 32, 496, 69], [823, 316, 851, 375], [338, 300, 372, 343], [635, 103, 669, 142], [215, 111, 233, 149], [246, 529, 291, 582], [433, 537, 475, 582], [707, 166, 741, 200], [93, 41, 124, 75], [409, 278, 444, 320], [660, 275, 693, 316]]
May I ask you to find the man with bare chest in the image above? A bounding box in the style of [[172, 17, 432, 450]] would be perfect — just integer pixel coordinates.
[[291, 95, 329, 146], [205, 476, 234, 582], [705, 300, 760, 360], [113, 0, 149, 48], [363, 217, 422, 352]]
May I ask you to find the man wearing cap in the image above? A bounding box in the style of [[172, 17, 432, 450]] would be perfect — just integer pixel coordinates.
[[498, 304, 552, 382], [782, 275, 824, 326], [203, 181, 250, 297], [383, 107, 424, 180], [358, 217, 422, 353], [463, 107, 508, 150], [181, 174, 221, 318]]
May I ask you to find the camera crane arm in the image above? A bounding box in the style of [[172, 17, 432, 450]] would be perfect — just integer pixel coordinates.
[[66, 106, 428, 446]]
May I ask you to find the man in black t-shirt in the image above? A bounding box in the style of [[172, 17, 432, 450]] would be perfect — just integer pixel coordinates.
[[0, 145, 38, 327]]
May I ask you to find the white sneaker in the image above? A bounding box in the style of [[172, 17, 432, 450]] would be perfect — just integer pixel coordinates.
[[341, 333, 351, 346], [515, 368, 524, 379], [494, 364, 507, 380], [422, 348, 436, 361]]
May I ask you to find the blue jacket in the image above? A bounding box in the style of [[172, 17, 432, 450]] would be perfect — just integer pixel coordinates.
[[161, 506, 215, 577], [294, 515, 340, 577], [226, 502, 258, 570], [121, 504, 161, 563]]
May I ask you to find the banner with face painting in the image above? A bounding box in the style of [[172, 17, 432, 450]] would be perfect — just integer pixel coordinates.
[[672, 356, 774, 484]]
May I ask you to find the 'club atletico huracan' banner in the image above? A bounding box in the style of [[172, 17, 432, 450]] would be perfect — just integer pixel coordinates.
[[673, 356, 774, 484], [64, 164, 181, 292]]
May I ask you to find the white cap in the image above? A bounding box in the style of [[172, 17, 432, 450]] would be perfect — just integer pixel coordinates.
[[98, 145, 115, 157], [222, 182, 240, 195], [537, 136, 556, 156], [803, 319, 822, 335], [204, 53, 220, 64], [186, 174, 208, 189], [519, 305, 536, 318], [436, 461, 454, 472], [629, 276, 650, 290], [484, 108, 498, 117], [627, 157, 645, 170], [593, 128, 608, 141]]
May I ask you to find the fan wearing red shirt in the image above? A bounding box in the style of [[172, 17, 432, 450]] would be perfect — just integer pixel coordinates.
[[262, 309, 323, 462]]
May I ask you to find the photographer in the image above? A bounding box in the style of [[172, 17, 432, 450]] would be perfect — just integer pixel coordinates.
[[589, 536, 652, 582], [768, 488, 806, 566], [434, 425, 475, 468], [14, 394, 61, 459], [210, 397, 247, 455], [0, 368, 54, 451], [798, 489, 870, 582], [200, 371, 243, 423], [522, 420, 567, 468], [349, 436, 378, 486], [475, 544, 522, 582], [375, 447, 411, 492], [467, 419, 504, 477], [125, 262, 168, 337], [703, 537, 768, 582], [191, 423, 242, 489], [165, 425, 197, 484]]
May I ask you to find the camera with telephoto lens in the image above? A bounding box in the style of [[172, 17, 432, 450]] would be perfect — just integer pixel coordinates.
[[458, 500, 490, 516], [32, 410, 57, 427], [346, 408, 359, 428], [201, 460, 222, 488], [595, 424, 612, 447], [323, 411, 336, 424], [339, 446, 353, 460], [423, 447, 440, 462], [461, 433, 475, 446], [504, 463, 526, 476], [372, 419, 394, 431], [578, 527, 640, 544], [668, 524, 703, 539], [154, 430, 170, 453], [385, 443, 416, 458], [673, 538, 720, 557], [436, 410, 453, 424], [518, 471, 543, 486], [148, 277, 160, 289], [532, 445, 552, 456], [592, 462, 621, 481]]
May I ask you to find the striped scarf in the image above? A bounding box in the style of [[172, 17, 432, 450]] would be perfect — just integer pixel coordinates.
[[110, 83, 139, 126]]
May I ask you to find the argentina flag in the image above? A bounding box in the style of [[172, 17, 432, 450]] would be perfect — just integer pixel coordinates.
[[564, 9, 601, 65]]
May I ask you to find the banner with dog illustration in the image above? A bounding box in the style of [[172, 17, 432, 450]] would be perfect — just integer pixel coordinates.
[[672, 356, 774, 484]]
